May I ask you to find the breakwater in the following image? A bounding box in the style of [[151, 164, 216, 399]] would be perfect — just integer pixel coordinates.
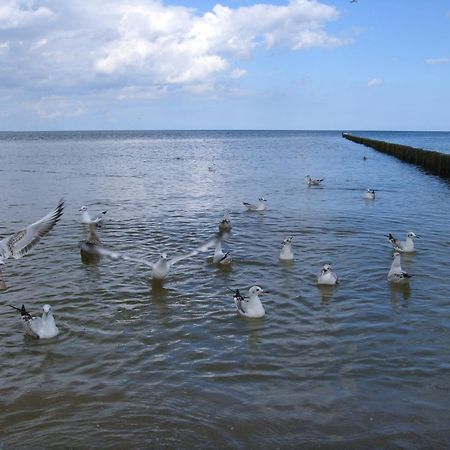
[[342, 133, 450, 178]]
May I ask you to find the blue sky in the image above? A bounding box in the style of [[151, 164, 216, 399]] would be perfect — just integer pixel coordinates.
[[0, 0, 449, 131]]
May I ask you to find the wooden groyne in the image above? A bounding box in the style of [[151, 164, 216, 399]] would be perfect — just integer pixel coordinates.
[[342, 133, 450, 179]]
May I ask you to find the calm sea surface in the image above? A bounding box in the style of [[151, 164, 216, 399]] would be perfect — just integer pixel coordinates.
[[0, 131, 449, 449]]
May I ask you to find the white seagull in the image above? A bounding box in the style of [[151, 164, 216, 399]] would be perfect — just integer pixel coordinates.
[[243, 197, 267, 211], [218, 210, 232, 232], [79, 205, 107, 225], [364, 189, 376, 199], [306, 175, 324, 186], [388, 232, 418, 253], [79, 222, 104, 257], [233, 286, 266, 318], [9, 304, 59, 339], [98, 235, 218, 281], [279, 236, 294, 261], [317, 263, 339, 285], [213, 239, 232, 265], [0, 200, 64, 290], [388, 252, 412, 283]]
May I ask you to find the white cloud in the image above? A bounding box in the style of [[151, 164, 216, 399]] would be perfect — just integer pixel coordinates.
[[367, 78, 383, 88], [117, 85, 167, 100], [0, 0, 53, 29], [0, 0, 350, 110], [231, 68, 247, 79], [29, 96, 86, 119], [94, 0, 349, 84], [425, 57, 449, 65]]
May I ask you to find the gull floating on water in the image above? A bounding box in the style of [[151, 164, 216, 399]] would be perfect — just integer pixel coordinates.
[[98, 234, 218, 281], [364, 189, 376, 199], [79, 205, 107, 225], [79, 222, 104, 258], [306, 175, 324, 186], [388, 252, 412, 283], [213, 239, 232, 265], [317, 263, 339, 285], [233, 286, 266, 318], [218, 210, 232, 232], [9, 304, 59, 339], [279, 236, 294, 261], [0, 200, 64, 290], [388, 232, 418, 253], [243, 197, 267, 211]]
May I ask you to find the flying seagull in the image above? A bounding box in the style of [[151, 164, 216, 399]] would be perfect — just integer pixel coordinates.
[[0, 199, 64, 290]]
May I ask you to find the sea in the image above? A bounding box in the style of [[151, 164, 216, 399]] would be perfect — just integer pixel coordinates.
[[0, 130, 449, 449]]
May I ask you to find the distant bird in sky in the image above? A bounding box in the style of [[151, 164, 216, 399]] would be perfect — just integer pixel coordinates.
[[279, 236, 294, 261], [9, 304, 59, 339], [79, 205, 107, 225], [317, 263, 339, 285], [388, 252, 412, 283], [0, 200, 64, 290], [350, 0, 358, 3], [233, 286, 266, 318], [243, 197, 267, 211], [388, 232, 418, 253]]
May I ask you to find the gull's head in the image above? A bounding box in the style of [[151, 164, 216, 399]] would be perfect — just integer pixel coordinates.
[[159, 253, 168, 261], [79, 206, 88, 212], [407, 232, 418, 239], [249, 286, 264, 296], [259, 197, 267, 202], [323, 263, 332, 272], [282, 236, 293, 246], [42, 304, 52, 315]]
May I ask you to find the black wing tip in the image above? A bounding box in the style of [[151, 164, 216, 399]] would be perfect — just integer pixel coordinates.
[[8, 304, 21, 312]]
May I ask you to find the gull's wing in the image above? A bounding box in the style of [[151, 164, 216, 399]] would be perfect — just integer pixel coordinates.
[[169, 234, 220, 267], [95, 245, 154, 268], [0, 200, 64, 261], [93, 210, 107, 223]]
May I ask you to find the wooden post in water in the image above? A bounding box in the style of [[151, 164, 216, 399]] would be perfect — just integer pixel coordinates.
[[342, 133, 450, 179]]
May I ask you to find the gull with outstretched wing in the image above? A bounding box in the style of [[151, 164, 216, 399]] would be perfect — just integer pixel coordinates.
[[0, 200, 64, 290]]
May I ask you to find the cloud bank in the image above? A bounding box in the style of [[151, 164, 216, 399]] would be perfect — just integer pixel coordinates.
[[0, 0, 350, 119]]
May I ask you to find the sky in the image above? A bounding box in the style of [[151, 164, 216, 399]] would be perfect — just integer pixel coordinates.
[[0, 0, 449, 131]]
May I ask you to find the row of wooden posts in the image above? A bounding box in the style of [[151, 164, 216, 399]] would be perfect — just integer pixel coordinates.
[[342, 133, 450, 179]]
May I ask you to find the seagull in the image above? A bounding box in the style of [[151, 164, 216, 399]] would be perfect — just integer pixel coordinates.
[[388, 252, 412, 283], [79, 205, 107, 225], [213, 239, 232, 265], [364, 189, 376, 199], [388, 232, 418, 253], [0, 199, 64, 290], [279, 236, 294, 261], [306, 175, 324, 186], [233, 286, 266, 318], [79, 222, 104, 258], [98, 235, 218, 281], [317, 263, 339, 285], [9, 304, 59, 339], [218, 210, 232, 232], [350, 0, 358, 3], [243, 197, 267, 211]]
